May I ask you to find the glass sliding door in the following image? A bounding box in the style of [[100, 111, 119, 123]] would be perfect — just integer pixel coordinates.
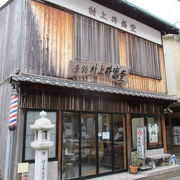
[[62, 112, 127, 179], [113, 114, 126, 171], [98, 114, 112, 173], [62, 112, 80, 179], [81, 113, 96, 176]]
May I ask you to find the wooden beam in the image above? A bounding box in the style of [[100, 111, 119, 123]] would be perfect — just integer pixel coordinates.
[[161, 113, 167, 153], [58, 111, 62, 179], [126, 113, 132, 166]]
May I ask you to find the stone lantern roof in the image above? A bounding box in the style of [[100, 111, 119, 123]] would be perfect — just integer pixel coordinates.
[[30, 111, 54, 130]]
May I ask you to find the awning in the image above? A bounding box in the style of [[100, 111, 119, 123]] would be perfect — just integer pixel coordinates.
[[10, 73, 177, 101]]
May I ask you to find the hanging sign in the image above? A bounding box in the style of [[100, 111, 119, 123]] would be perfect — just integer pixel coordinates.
[[44, 0, 162, 44], [137, 127, 146, 159], [9, 95, 18, 129], [68, 60, 130, 87]]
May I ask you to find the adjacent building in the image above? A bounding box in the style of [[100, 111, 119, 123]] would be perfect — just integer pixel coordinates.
[[163, 34, 180, 159], [0, 0, 179, 179]]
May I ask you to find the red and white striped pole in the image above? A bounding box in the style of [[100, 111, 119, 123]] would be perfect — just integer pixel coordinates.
[[9, 95, 18, 129]]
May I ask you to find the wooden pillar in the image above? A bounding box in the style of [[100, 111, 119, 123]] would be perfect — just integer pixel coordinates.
[[161, 113, 167, 153], [126, 113, 132, 166], [168, 114, 174, 153], [58, 111, 62, 179]]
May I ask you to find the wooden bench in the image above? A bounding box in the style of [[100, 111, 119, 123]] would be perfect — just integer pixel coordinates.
[[146, 149, 171, 169]]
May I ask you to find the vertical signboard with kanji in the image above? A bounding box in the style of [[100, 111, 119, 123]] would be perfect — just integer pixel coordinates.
[[137, 127, 146, 159]]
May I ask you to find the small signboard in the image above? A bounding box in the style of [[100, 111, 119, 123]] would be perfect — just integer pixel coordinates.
[[17, 163, 29, 173], [137, 127, 146, 159]]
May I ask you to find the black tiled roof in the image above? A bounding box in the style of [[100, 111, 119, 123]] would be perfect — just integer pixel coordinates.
[[10, 73, 177, 102]]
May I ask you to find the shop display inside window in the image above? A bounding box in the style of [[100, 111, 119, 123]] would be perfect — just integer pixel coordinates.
[[131, 116, 162, 150], [172, 118, 180, 146], [147, 117, 162, 148], [173, 127, 180, 145]]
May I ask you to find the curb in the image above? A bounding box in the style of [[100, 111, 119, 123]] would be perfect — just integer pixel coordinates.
[[137, 165, 180, 179]]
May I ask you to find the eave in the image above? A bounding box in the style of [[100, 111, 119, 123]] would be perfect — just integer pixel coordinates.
[[10, 73, 177, 102], [92, 0, 180, 35]]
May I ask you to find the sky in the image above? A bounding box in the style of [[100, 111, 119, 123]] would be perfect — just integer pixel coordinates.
[[0, 0, 180, 28], [127, 0, 180, 28], [0, 0, 8, 7]]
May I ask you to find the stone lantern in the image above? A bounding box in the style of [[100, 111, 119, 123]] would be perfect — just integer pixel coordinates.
[[31, 111, 55, 180]]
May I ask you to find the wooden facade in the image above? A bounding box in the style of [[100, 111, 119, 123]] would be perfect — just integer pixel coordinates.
[[20, 0, 167, 93], [20, 83, 165, 115], [0, 0, 177, 179]]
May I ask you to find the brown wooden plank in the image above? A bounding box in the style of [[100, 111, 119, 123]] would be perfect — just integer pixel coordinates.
[[58, 111, 62, 174], [126, 113, 132, 166], [161, 114, 167, 153]]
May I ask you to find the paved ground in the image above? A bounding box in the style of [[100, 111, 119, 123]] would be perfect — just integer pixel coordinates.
[[90, 165, 180, 180], [140, 170, 180, 180]]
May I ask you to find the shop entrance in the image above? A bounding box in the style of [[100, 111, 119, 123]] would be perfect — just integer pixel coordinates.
[[61, 112, 126, 179]]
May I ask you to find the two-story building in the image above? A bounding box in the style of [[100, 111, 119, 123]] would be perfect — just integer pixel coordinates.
[[0, 0, 179, 179], [163, 34, 180, 161]]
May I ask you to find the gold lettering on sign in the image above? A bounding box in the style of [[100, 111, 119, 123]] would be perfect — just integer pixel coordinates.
[[68, 61, 130, 86]]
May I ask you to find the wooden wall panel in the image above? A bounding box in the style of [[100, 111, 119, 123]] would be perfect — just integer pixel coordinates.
[[119, 32, 167, 93], [0, 0, 27, 176], [0, 82, 12, 176], [20, 84, 165, 115], [0, 0, 25, 82], [23, 1, 74, 78]]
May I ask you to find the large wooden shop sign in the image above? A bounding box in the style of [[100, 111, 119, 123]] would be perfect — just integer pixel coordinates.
[[68, 61, 130, 86], [44, 0, 162, 45]]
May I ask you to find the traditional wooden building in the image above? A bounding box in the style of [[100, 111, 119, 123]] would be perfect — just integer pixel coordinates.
[[0, 0, 179, 180]]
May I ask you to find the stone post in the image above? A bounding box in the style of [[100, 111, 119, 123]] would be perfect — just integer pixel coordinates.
[[30, 111, 54, 180]]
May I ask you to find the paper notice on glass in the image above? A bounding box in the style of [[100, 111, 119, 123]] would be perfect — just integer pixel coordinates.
[[102, 132, 110, 139], [148, 123, 158, 143], [98, 132, 102, 137]]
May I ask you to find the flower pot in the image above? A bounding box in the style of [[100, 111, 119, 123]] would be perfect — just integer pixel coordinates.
[[129, 165, 138, 174]]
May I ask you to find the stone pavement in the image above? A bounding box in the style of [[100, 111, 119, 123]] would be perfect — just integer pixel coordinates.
[[140, 170, 180, 180], [90, 165, 180, 180]]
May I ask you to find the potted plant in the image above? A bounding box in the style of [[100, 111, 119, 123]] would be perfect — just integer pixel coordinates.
[[129, 151, 142, 174]]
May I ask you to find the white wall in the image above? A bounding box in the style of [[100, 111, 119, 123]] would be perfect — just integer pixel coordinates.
[[163, 35, 180, 98]]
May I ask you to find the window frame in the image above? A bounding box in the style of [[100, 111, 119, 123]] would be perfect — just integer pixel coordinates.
[[146, 116, 163, 149], [131, 114, 163, 151], [22, 109, 58, 163]]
